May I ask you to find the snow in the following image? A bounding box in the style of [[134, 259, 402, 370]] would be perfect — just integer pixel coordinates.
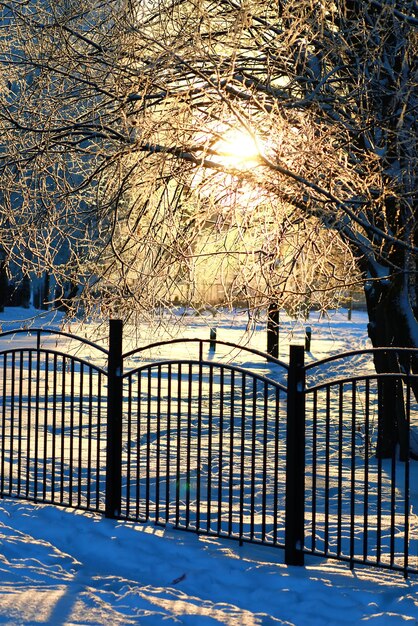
[[0, 499, 417, 625], [0, 306, 417, 625]]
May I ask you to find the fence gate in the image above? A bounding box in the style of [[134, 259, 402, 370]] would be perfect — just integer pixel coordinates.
[[117, 325, 289, 550], [0, 327, 108, 512], [301, 348, 418, 576]]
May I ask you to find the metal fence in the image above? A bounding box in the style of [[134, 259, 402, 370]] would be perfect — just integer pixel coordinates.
[[0, 327, 108, 511], [0, 320, 417, 576], [303, 348, 418, 575]]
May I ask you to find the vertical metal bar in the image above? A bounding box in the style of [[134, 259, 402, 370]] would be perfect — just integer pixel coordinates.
[[17, 352, 24, 495], [262, 380, 268, 543], [86, 366, 93, 510], [155, 364, 162, 522], [97, 370, 103, 511], [175, 363, 182, 527], [404, 365, 411, 577], [196, 361, 203, 531], [145, 367, 151, 521], [126, 374, 132, 517], [69, 359, 75, 506], [337, 382, 343, 556], [228, 370, 235, 537], [217, 367, 224, 535], [1, 353, 7, 496], [77, 362, 84, 508], [185, 363, 192, 527], [60, 356, 66, 504], [390, 387, 397, 568], [349, 381, 356, 568], [376, 421, 383, 565], [239, 373, 246, 545], [51, 354, 58, 502], [165, 363, 172, 524], [250, 377, 257, 540], [363, 378, 370, 562], [324, 386, 330, 553], [135, 372, 142, 520], [311, 389, 318, 552], [9, 351, 15, 495], [207, 364, 213, 533], [105, 319, 123, 519], [34, 347, 41, 501], [273, 385, 280, 546], [42, 352, 49, 500], [26, 351, 32, 498], [285, 344, 305, 566]]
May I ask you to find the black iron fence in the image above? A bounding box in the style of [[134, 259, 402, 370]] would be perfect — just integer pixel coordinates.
[[303, 348, 418, 575], [0, 326, 108, 511], [0, 320, 417, 576]]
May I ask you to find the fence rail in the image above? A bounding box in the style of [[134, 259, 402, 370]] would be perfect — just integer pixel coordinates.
[[0, 320, 417, 576]]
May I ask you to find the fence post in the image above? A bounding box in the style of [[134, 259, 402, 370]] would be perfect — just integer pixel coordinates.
[[305, 327, 311, 352], [210, 328, 217, 352], [105, 319, 123, 518], [285, 344, 305, 565]]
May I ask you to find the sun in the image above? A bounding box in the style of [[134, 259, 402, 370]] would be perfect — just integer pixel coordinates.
[[215, 130, 260, 167]]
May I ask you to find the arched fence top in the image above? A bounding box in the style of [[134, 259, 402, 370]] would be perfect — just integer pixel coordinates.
[[122, 337, 289, 371], [306, 370, 418, 394], [0, 327, 109, 357], [0, 345, 107, 376], [304, 346, 418, 372], [121, 356, 288, 392]]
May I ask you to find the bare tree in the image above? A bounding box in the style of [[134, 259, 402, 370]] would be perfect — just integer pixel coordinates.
[[0, 0, 359, 313], [0, 1, 417, 451]]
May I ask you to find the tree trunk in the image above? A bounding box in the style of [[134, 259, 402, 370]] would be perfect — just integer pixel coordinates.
[[364, 276, 418, 460], [21, 274, 31, 308], [0, 261, 8, 313], [41, 272, 50, 310], [267, 303, 280, 358]]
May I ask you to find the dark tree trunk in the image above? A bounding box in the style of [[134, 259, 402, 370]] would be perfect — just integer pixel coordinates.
[[267, 303, 280, 358], [41, 272, 50, 310], [21, 274, 31, 308], [0, 261, 8, 313], [364, 275, 418, 460]]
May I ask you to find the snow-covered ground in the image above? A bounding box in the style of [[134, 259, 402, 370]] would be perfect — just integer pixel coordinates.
[[1, 497, 418, 626], [0, 306, 417, 625]]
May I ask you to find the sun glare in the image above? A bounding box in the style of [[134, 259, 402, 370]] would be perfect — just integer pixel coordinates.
[[216, 130, 260, 167]]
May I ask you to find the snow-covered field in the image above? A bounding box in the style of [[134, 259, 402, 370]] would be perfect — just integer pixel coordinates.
[[1, 497, 418, 626], [0, 306, 418, 625]]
